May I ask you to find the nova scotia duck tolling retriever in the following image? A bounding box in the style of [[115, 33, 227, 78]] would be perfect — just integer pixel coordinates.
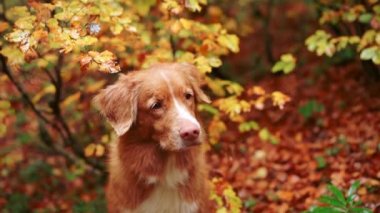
[[94, 62, 211, 213]]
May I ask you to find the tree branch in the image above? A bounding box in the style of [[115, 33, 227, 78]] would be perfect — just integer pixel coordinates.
[[48, 54, 106, 172], [38, 122, 105, 179], [44, 69, 57, 84], [1, 55, 52, 124], [0, 54, 105, 173], [170, 34, 177, 60], [263, 0, 275, 64]]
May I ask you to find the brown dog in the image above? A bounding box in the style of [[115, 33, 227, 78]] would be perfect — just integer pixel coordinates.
[[94, 63, 211, 213]]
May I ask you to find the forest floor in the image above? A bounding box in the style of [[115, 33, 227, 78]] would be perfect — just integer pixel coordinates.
[[209, 62, 380, 212], [207, 2, 380, 212]]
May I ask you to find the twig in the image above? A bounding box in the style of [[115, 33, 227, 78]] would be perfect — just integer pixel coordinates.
[[38, 122, 105, 178], [263, 0, 275, 64], [44, 69, 57, 84], [170, 34, 177, 60], [0, 55, 52, 124], [168, 13, 177, 60], [0, 0, 6, 21]]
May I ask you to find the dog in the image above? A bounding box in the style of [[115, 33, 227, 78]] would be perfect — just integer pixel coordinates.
[[94, 62, 211, 213]]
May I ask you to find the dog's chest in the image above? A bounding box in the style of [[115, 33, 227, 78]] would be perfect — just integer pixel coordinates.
[[127, 157, 198, 213]]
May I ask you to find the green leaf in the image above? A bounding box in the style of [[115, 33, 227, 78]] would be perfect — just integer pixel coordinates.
[[358, 13, 373, 23], [347, 194, 357, 203], [298, 100, 324, 120], [315, 156, 327, 169], [20, 160, 52, 183], [239, 121, 260, 132], [327, 184, 347, 205], [259, 128, 270, 141], [350, 207, 373, 213], [347, 180, 361, 197], [134, 0, 157, 15], [243, 198, 256, 209], [5, 6, 31, 22], [309, 206, 342, 213], [5, 193, 29, 213], [326, 146, 340, 156], [373, 5, 380, 14], [272, 54, 296, 74], [319, 195, 346, 208], [198, 104, 219, 115]]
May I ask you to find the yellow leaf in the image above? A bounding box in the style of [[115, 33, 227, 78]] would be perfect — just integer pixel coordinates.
[[61, 92, 81, 108], [111, 23, 124, 35], [206, 77, 226, 97], [179, 18, 193, 30], [15, 15, 36, 30], [84, 143, 96, 157], [217, 34, 240, 53], [194, 56, 212, 74], [176, 51, 195, 62], [208, 116, 226, 145], [208, 56, 222, 67], [134, 0, 157, 15], [5, 6, 31, 22], [215, 96, 251, 119], [271, 91, 290, 110], [85, 80, 106, 93], [77, 36, 98, 46], [247, 86, 266, 96], [0, 46, 25, 65], [101, 134, 110, 144], [0, 100, 11, 109], [89, 50, 121, 73], [225, 82, 244, 96], [253, 96, 266, 110], [32, 84, 56, 103], [95, 144, 105, 157]]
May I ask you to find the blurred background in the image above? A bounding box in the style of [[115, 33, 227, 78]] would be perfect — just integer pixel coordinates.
[[0, 0, 380, 212]]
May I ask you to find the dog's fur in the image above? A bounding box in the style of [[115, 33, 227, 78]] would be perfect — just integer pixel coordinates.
[[94, 63, 211, 213]]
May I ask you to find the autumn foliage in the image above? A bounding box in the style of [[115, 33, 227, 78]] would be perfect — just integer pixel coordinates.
[[1, 0, 380, 212]]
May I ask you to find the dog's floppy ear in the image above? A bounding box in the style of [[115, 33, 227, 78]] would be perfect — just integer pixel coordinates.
[[176, 62, 211, 103], [93, 74, 139, 136]]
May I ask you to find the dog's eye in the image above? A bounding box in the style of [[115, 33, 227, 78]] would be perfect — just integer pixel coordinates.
[[150, 102, 162, 110], [185, 92, 193, 100]]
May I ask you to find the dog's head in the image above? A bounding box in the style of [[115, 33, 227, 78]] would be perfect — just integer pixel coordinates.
[[94, 62, 210, 151]]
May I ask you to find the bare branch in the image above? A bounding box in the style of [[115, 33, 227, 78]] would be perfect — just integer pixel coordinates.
[[44, 69, 57, 84]]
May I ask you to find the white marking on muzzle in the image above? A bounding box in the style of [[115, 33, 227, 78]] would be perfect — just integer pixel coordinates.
[[160, 72, 200, 128]]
